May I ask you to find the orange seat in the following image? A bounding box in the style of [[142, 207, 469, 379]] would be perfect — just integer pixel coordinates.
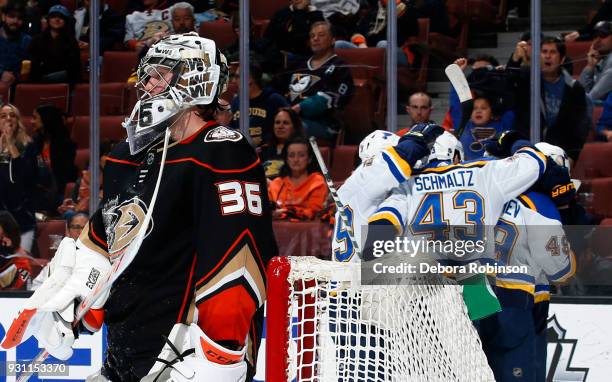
[[71, 82, 127, 116], [330, 145, 358, 183], [574, 143, 612, 179], [71, 115, 126, 149], [101, 51, 138, 83], [198, 22, 237, 50], [13, 83, 70, 116], [36, 220, 66, 260]]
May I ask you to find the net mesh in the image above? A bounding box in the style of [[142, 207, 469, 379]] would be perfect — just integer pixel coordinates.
[[282, 256, 495, 382]]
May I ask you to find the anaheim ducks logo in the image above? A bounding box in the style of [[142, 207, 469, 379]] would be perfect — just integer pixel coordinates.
[[204, 126, 242, 142], [103, 197, 153, 256]]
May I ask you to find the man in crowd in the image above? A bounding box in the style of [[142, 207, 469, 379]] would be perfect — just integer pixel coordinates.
[[579, 21, 612, 101], [0, 1, 31, 86]]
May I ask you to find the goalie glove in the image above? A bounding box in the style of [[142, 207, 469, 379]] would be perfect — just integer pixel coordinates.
[[1, 237, 110, 359]]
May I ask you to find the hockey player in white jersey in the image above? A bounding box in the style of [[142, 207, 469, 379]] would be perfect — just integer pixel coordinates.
[[331, 125, 453, 263]]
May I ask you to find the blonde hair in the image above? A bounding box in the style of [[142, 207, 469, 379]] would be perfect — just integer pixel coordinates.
[[0, 103, 31, 150]]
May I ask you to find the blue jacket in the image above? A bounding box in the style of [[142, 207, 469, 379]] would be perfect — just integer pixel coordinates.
[[0, 29, 31, 78]]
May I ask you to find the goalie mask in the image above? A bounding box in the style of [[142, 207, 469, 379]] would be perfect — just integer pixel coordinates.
[[123, 32, 229, 154]]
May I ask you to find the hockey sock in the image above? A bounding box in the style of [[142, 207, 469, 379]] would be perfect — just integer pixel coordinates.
[[459, 273, 501, 321]]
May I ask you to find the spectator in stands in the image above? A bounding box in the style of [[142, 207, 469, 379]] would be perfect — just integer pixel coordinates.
[[28, 5, 81, 84], [285, 21, 354, 141], [0, 211, 33, 290], [263, 0, 324, 70], [564, 0, 612, 42], [514, 37, 590, 163], [214, 97, 233, 126], [268, 136, 327, 220], [0, 104, 37, 252], [461, 96, 514, 160], [30, 104, 77, 211], [260, 107, 305, 179], [231, 62, 289, 147], [396, 92, 435, 136], [65, 211, 87, 240], [22, 0, 61, 36], [579, 21, 612, 101], [0, 1, 31, 87], [507, 31, 536, 68], [124, 0, 170, 53], [169, 1, 195, 33], [74, 0, 125, 54]]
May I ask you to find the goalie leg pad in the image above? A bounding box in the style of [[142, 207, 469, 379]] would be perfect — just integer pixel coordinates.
[[144, 324, 247, 382]]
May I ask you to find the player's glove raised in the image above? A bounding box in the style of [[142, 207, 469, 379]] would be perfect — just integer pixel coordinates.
[[394, 123, 445, 167], [484, 130, 531, 158], [531, 158, 576, 206]]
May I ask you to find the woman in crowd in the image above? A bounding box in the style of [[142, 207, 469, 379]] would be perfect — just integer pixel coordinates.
[[0, 211, 33, 290], [31, 104, 78, 212], [260, 107, 305, 179], [0, 104, 37, 252], [28, 5, 81, 84], [268, 136, 328, 220]]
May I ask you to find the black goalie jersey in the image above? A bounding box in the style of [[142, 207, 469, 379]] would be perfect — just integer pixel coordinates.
[[78, 121, 277, 379]]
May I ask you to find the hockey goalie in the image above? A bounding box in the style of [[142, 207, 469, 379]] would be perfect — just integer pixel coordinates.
[[1, 33, 277, 382]]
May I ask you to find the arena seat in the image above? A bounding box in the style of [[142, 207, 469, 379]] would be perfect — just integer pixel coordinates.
[[0, 82, 10, 104], [198, 22, 237, 50], [319, 146, 331, 169], [565, 40, 592, 77], [106, 0, 129, 14], [272, 221, 332, 258], [75, 148, 90, 170], [101, 51, 138, 83], [13, 83, 70, 116], [335, 48, 386, 143], [429, 0, 469, 58], [574, 143, 612, 179], [71, 115, 126, 149], [36, 220, 66, 260], [71, 82, 127, 116], [251, 0, 287, 20], [589, 177, 612, 217], [330, 145, 358, 183]]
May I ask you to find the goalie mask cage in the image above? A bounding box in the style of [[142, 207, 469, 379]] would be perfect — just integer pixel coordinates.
[[265, 256, 495, 382]]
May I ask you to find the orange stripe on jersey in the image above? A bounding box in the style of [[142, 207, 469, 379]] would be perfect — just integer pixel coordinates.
[[88, 222, 108, 250], [179, 121, 217, 144], [197, 285, 257, 347], [165, 157, 261, 174], [177, 254, 197, 323], [197, 229, 265, 287], [105, 157, 141, 166]]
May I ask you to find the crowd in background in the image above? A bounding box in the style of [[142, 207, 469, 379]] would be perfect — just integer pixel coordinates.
[[0, 0, 611, 291]]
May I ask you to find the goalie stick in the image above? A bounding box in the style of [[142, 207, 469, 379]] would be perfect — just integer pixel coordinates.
[[445, 63, 473, 140], [308, 137, 361, 258], [17, 129, 172, 382]]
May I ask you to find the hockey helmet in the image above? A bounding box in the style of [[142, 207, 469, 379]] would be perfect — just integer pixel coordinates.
[[123, 32, 229, 154], [429, 131, 464, 164], [358, 130, 400, 161], [535, 142, 581, 191]]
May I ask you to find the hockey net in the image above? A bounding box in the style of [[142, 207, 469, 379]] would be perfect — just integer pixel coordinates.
[[265, 256, 494, 382]]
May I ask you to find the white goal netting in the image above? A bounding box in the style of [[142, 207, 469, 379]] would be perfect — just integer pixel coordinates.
[[266, 256, 495, 382]]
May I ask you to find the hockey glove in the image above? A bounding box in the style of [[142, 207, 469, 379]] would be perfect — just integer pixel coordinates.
[[1, 237, 110, 360], [395, 123, 445, 168], [531, 158, 576, 206], [484, 130, 531, 158]]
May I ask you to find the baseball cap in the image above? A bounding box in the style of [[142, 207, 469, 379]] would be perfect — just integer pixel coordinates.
[[594, 21, 612, 37], [47, 5, 71, 19]]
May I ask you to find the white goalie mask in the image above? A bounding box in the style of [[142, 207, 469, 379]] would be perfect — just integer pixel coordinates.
[[123, 32, 229, 154], [359, 130, 400, 161], [535, 142, 581, 191], [428, 131, 464, 163]]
